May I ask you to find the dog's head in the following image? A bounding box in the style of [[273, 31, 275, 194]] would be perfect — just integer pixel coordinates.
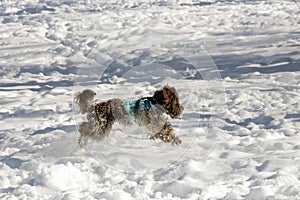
[[153, 85, 184, 119]]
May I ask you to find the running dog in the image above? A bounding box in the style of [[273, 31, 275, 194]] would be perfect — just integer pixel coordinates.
[[74, 85, 183, 147]]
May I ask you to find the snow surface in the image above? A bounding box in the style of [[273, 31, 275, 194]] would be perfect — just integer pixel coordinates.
[[1, 0, 300, 199]]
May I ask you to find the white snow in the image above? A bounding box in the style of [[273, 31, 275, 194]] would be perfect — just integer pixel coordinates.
[[1, 0, 300, 199]]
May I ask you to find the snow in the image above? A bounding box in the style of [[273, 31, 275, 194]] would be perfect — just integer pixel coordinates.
[[1, 0, 300, 199]]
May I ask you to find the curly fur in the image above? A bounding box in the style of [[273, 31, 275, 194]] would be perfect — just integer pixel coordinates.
[[153, 85, 184, 119], [74, 85, 183, 147], [74, 89, 96, 114]]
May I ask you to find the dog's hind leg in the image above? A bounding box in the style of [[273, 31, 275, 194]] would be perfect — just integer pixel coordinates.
[[78, 121, 91, 147], [78, 134, 88, 148]]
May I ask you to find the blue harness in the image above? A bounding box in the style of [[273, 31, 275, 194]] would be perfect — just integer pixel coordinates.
[[122, 97, 156, 122]]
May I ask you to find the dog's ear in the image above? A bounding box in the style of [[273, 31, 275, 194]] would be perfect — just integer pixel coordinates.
[[153, 88, 164, 105], [153, 85, 183, 119], [74, 89, 96, 114], [154, 85, 174, 103]]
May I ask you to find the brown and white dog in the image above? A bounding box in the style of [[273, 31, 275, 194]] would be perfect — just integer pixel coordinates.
[[74, 85, 183, 147]]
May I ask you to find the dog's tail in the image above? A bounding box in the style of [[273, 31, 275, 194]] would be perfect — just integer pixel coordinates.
[[74, 89, 96, 114]]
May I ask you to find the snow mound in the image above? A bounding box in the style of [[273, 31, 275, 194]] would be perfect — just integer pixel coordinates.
[[38, 163, 88, 191]]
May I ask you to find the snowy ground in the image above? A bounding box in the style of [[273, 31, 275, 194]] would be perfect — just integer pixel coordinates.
[[1, 0, 300, 199]]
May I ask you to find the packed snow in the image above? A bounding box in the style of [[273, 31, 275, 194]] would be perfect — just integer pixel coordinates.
[[0, 0, 300, 199]]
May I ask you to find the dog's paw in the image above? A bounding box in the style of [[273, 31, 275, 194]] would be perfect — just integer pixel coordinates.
[[150, 132, 181, 145], [172, 136, 182, 145], [150, 135, 155, 141], [78, 136, 87, 148]]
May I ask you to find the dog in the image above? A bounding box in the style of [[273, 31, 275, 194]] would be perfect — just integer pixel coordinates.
[[74, 85, 183, 147]]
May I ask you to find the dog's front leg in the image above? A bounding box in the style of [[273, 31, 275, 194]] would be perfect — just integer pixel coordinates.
[[151, 121, 181, 145]]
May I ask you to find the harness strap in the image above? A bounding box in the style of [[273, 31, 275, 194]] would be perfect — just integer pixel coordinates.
[[122, 97, 156, 122], [135, 97, 157, 111]]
